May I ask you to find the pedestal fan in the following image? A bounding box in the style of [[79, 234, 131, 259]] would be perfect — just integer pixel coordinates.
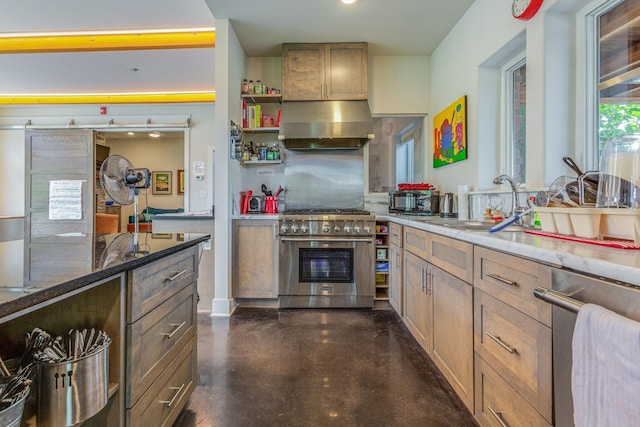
[[99, 155, 150, 248]]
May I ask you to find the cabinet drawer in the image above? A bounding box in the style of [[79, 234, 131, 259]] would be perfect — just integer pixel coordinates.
[[127, 337, 196, 427], [129, 245, 198, 322], [388, 222, 403, 247], [474, 289, 552, 421], [474, 246, 551, 326], [429, 233, 473, 283], [474, 354, 552, 427], [403, 226, 429, 260], [127, 283, 196, 407]]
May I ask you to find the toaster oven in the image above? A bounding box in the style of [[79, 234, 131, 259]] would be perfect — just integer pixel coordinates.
[[247, 195, 264, 213], [389, 190, 440, 215]]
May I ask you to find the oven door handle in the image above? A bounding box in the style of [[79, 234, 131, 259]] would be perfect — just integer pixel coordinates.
[[280, 237, 373, 243]]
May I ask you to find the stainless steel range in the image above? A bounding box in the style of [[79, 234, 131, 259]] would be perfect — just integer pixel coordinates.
[[278, 210, 375, 308]]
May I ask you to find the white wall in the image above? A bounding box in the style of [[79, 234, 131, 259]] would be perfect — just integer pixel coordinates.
[[213, 19, 246, 316], [429, 0, 584, 193]]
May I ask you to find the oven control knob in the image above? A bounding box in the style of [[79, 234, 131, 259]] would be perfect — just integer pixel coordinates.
[[353, 224, 361, 233], [343, 224, 351, 233], [300, 223, 308, 233], [291, 223, 299, 233], [363, 224, 371, 234], [334, 224, 341, 233], [280, 223, 289, 233], [322, 224, 330, 233]]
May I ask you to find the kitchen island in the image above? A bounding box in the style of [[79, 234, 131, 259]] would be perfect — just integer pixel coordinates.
[[0, 222, 209, 426]]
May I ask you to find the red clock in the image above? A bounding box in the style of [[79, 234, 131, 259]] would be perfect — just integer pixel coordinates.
[[512, 0, 544, 21]]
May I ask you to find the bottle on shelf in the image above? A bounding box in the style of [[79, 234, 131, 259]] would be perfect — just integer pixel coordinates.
[[255, 80, 263, 94], [248, 80, 254, 94], [241, 79, 249, 94]]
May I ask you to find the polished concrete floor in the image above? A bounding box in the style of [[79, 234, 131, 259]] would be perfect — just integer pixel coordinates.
[[173, 308, 478, 427]]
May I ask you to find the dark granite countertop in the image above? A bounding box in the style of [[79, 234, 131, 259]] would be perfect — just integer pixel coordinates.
[[0, 230, 210, 320]]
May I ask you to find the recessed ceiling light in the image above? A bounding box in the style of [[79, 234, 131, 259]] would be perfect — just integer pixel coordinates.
[[342, 0, 358, 4], [127, 132, 134, 136], [149, 131, 161, 138]]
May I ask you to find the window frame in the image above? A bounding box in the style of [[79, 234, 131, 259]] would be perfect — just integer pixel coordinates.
[[578, 0, 626, 171], [501, 53, 527, 184]]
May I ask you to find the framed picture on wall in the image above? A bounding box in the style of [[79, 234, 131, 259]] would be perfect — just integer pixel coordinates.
[[152, 171, 172, 195], [178, 169, 185, 195], [433, 95, 467, 168]]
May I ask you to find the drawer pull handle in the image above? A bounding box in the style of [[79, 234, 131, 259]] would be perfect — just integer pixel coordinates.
[[487, 405, 509, 427], [486, 273, 517, 287], [167, 269, 188, 282], [486, 332, 517, 354], [160, 384, 185, 408], [162, 322, 187, 339]]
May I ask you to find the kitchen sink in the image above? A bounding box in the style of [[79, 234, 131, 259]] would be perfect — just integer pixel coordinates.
[[441, 221, 524, 232]]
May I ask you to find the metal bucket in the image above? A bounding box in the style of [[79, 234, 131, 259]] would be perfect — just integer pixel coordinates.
[[36, 344, 109, 427], [0, 386, 29, 427]]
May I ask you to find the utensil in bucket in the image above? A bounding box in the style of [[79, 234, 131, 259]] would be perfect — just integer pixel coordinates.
[[0, 385, 30, 427], [36, 343, 109, 427]]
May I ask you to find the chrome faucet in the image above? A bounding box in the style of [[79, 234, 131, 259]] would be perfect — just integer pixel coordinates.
[[492, 174, 525, 218]]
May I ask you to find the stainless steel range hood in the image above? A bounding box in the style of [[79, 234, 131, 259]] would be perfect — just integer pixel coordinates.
[[278, 100, 374, 150]]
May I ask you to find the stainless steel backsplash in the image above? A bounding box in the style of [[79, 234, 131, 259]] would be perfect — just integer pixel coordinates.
[[284, 149, 364, 210]]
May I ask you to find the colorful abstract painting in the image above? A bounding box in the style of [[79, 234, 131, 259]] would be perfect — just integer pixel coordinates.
[[433, 96, 467, 168]]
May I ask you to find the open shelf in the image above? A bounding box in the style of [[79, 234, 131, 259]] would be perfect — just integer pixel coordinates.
[[242, 127, 279, 133], [241, 93, 282, 104]]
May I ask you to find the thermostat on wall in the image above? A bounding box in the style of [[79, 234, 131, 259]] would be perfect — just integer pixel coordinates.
[[193, 161, 205, 180]]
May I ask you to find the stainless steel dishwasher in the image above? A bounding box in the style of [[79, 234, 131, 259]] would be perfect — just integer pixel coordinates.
[[534, 269, 640, 427]]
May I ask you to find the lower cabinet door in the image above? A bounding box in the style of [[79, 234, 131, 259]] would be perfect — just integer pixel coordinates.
[[403, 250, 429, 351], [430, 265, 474, 412], [127, 337, 196, 427], [474, 354, 552, 427]]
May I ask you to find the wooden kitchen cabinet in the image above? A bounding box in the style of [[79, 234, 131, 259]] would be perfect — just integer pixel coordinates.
[[402, 226, 475, 412], [428, 232, 474, 283], [473, 246, 553, 424], [403, 225, 429, 261], [388, 222, 403, 315], [430, 264, 474, 411], [403, 249, 430, 351], [126, 245, 199, 426], [232, 219, 279, 299], [282, 42, 368, 101], [475, 354, 552, 427]]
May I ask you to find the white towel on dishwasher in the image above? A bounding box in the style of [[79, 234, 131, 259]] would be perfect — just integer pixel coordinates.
[[572, 303, 640, 427]]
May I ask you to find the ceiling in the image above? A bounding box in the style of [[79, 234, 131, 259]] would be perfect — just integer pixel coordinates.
[[206, 0, 475, 57], [0, 0, 474, 96]]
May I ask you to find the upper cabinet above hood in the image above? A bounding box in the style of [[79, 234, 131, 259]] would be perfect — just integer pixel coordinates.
[[278, 100, 374, 150]]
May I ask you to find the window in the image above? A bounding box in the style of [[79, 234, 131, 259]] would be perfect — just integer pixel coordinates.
[[503, 57, 527, 184], [395, 125, 415, 185], [368, 117, 424, 193], [595, 0, 640, 166]]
